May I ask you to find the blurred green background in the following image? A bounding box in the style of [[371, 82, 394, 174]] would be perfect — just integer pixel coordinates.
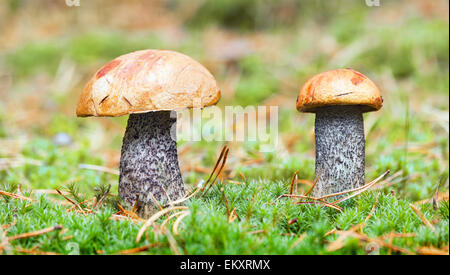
[[0, 0, 448, 195], [0, 0, 448, 255]]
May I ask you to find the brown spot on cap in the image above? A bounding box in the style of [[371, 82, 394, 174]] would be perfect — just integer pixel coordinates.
[[304, 81, 313, 102], [96, 59, 121, 79], [348, 69, 366, 86]]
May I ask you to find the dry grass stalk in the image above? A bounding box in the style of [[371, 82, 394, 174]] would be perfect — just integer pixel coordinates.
[[289, 171, 298, 195], [93, 185, 111, 210], [66, 197, 94, 212], [415, 192, 449, 205], [295, 200, 343, 211], [228, 207, 238, 223], [160, 211, 186, 230], [417, 246, 449, 255], [0, 190, 33, 202], [148, 191, 166, 214], [410, 204, 435, 232], [370, 170, 402, 190], [324, 170, 390, 203], [132, 199, 139, 213], [324, 228, 337, 237], [275, 194, 343, 211], [203, 146, 229, 195], [165, 231, 181, 255], [0, 158, 43, 171], [364, 198, 378, 224], [166, 186, 201, 207], [136, 206, 188, 243], [295, 179, 315, 187], [239, 172, 246, 181], [117, 203, 144, 221], [227, 180, 244, 185], [432, 181, 441, 209], [161, 186, 174, 205], [14, 247, 61, 255], [248, 229, 265, 235], [1, 218, 17, 230], [109, 214, 141, 224], [220, 188, 231, 217], [61, 235, 73, 241], [34, 189, 70, 195], [184, 164, 211, 174], [78, 163, 120, 175], [274, 171, 389, 213], [117, 243, 158, 255], [289, 233, 307, 249], [8, 225, 63, 242], [201, 145, 228, 192], [357, 197, 379, 232], [328, 170, 390, 205], [55, 189, 77, 205], [304, 176, 319, 196], [327, 228, 414, 255], [381, 232, 416, 239], [172, 211, 190, 235]]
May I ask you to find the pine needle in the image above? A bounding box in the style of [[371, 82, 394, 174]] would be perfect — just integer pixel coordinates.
[[136, 206, 188, 243], [203, 147, 229, 195], [165, 186, 201, 207], [304, 176, 319, 196], [172, 211, 190, 236], [1, 218, 17, 230], [220, 188, 231, 217], [410, 204, 435, 232], [320, 170, 390, 202], [417, 246, 449, 255], [0, 190, 33, 202], [116, 243, 158, 255], [160, 211, 186, 231], [289, 171, 298, 195], [329, 170, 390, 205], [78, 163, 119, 175], [8, 225, 63, 242], [201, 145, 228, 192]]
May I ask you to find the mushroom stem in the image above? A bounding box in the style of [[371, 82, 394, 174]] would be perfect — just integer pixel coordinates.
[[119, 111, 185, 218], [313, 105, 365, 197]]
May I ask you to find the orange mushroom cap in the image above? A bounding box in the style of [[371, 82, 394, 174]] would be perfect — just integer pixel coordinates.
[[76, 49, 221, 117], [296, 68, 383, 113]]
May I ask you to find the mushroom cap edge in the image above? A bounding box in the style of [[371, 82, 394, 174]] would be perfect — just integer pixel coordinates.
[[296, 68, 383, 113]]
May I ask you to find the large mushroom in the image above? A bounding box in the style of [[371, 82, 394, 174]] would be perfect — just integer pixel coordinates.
[[296, 69, 383, 197], [76, 50, 220, 218]]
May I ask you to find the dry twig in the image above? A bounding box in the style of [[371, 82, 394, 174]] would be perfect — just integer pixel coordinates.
[[0, 190, 33, 202], [410, 204, 435, 232], [136, 206, 188, 243], [172, 211, 190, 235], [8, 225, 63, 242]]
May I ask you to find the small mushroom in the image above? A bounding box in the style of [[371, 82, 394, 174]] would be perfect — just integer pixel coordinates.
[[296, 69, 383, 197], [76, 50, 221, 218]]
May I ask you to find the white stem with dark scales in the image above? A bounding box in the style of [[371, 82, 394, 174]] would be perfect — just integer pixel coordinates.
[[313, 105, 365, 197], [119, 111, 185, 218]]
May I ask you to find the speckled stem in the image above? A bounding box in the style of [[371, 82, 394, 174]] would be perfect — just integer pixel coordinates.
[[313, 106, 365, 197], [119, 111, 185, 218]]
